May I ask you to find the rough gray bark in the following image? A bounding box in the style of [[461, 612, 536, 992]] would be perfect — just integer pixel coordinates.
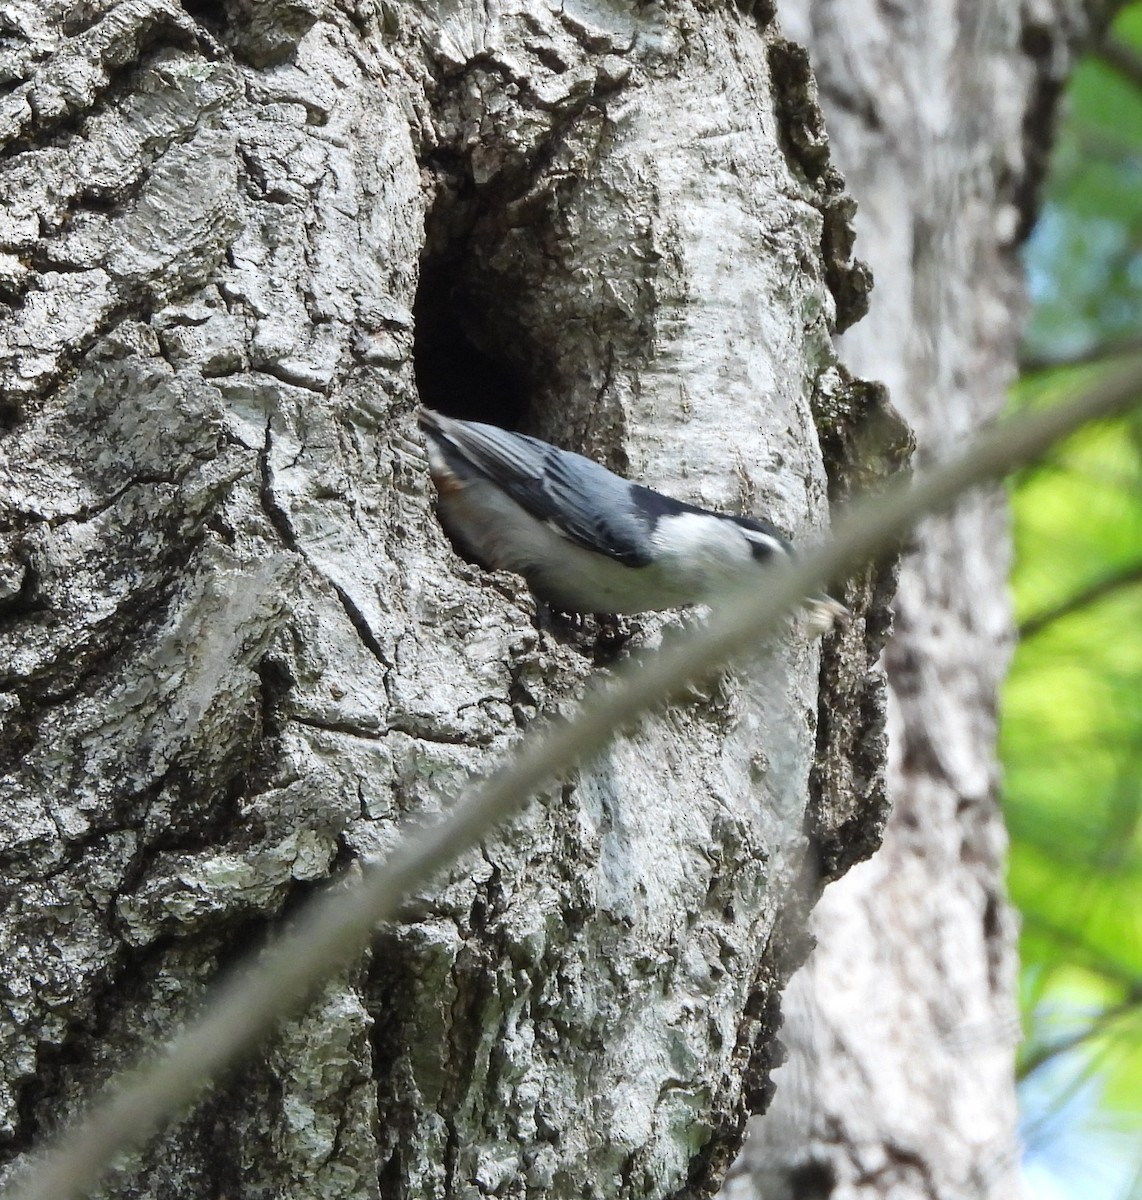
[[723, 3, 1098, 1199], [0, 2, 901, 1198]]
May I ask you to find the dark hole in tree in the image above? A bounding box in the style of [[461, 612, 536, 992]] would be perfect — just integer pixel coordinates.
[[179, 0, 228, 29], [412, 257, 529, 431]]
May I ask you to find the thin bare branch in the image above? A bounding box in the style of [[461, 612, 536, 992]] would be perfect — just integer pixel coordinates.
[[1018, 989, 1142, 1081], [1099, 34, 1142, 93], [1020, 911, 1142, 991], [1020, 333, 1142, 375], [1019, 559, 1142, 639], [6, 360, 1142, 1200]]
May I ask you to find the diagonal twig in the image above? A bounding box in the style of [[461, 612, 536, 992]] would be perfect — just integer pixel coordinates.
[[1018, 559, 1142, 639], [6, 360, 1142, 1200]]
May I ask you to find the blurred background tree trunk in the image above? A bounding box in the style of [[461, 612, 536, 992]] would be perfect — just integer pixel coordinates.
[[723, 3, 1100, 1199]]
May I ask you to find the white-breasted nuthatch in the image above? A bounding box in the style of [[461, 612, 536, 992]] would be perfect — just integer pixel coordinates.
[[419, 407, 849, 630]]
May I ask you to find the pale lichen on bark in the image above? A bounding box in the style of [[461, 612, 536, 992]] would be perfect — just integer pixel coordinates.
[[0, 1, 899, 1197]]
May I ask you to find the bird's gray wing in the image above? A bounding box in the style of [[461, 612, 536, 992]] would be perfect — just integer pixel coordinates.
[[420, 410, 653, 567]]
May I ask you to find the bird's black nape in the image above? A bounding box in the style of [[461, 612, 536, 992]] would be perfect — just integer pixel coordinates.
[[629, 483, 791, 560]]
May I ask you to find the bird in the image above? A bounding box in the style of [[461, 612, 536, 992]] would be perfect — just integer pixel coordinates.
[[418, 407, 849, 630]]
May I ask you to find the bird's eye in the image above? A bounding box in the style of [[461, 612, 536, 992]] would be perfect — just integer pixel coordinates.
[[743, 532, 784, 562]]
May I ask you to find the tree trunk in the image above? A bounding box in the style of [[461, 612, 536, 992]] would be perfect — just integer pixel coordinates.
[[723, 3, 1096, 1199], [0, 1, 900, 1197]]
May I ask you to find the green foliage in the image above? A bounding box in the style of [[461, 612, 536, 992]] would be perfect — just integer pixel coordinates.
[[1008, 385, 1142, 1198], [1023, 21, 1142, 358], [1008, 7, 1142, 1191]]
